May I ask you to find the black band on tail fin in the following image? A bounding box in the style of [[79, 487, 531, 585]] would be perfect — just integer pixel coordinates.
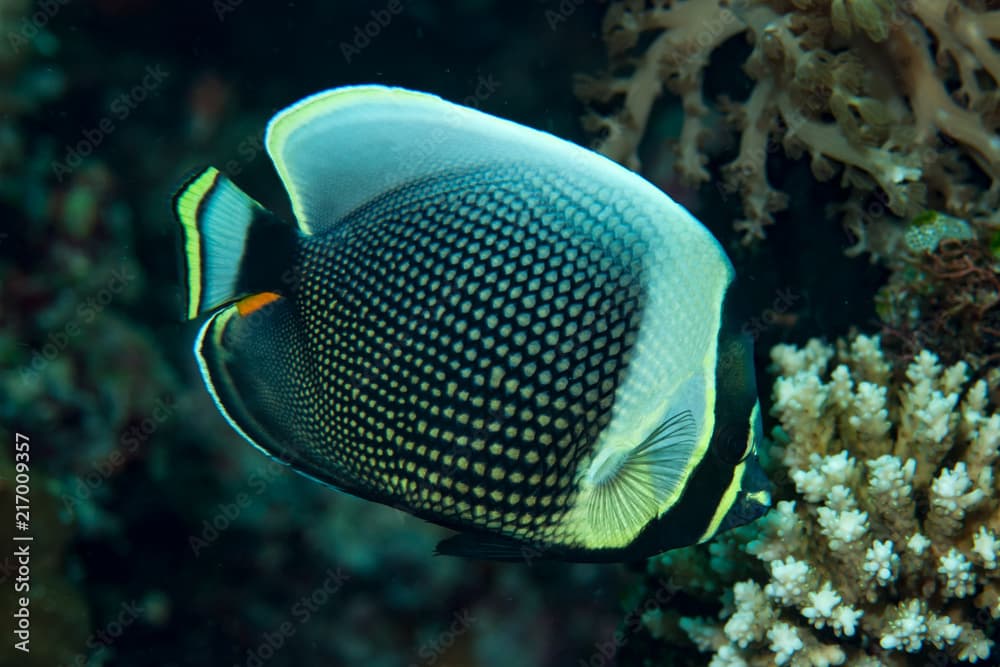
[[173, 166, 297, 320]]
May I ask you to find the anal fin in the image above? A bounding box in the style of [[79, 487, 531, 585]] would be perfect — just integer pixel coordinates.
[[434, 532, 545, 562]]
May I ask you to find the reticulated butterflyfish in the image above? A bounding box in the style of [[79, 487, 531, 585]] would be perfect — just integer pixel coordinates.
[[172, 85, 771, 562]]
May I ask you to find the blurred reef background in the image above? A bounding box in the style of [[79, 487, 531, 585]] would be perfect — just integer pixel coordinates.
[[0, 1, 998, 666]]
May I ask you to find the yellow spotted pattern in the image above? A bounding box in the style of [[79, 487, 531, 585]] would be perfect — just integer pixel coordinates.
[[286, 166, 648, 546]]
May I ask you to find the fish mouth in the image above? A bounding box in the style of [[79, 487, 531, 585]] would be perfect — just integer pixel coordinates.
[[719, 460, 773, 531], [718, 489, 771, 532]]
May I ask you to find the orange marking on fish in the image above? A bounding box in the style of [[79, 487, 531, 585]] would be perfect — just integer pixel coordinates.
[[237, 291, 282, 316]]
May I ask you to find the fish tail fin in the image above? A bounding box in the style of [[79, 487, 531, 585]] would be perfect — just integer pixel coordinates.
[[173, 166, 298, 320]]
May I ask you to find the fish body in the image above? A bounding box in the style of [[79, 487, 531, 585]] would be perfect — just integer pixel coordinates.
[[173, 85, 770, 561]]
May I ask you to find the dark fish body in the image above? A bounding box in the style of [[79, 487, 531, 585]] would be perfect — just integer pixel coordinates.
[[174, 86, 770, 561]]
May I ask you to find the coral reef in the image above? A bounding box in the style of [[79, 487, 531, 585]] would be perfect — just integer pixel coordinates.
[[575, 0, 1000, 244], [643, 334, 999, 665], [877, 231, 1000, 369]]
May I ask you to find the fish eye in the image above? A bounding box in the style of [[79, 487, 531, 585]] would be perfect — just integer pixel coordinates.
[[715, 401, 760, 465], [715, 423, 754, 465]]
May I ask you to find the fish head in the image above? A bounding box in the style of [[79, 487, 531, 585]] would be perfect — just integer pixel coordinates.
[[708, 398, 772, 533]]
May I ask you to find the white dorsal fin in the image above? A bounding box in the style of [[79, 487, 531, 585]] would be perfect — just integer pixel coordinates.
[[264, 85, 627, 235]]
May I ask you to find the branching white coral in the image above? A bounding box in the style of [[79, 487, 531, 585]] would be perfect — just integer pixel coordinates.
[[816, 506, 868, 551], [672, 334, 999, 665], [828, 603, 862, 638], [938, 548, 977, 598], [723, 580, 775, 648], [679, 615, 723, 652], [906, 532, 931, 556], [766, 622, 802, 665], [765, 557, 810, 605], [847, 334, 890, 385], [927, 613, 963, 648], [848, 381, 891, 440], [771, 340, 835, 377], [866, 455, 915, 498], [929, 462, 987, 540], [800, 581, 841, 631], [972, 526, 999, 570], [824, 485, 855, 512], [880, 599, 928, 652], [791, 452, 859, 503], [862, 540, 898, 588], [745, 500, 797, 562], [709, 645, 749, 667]]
